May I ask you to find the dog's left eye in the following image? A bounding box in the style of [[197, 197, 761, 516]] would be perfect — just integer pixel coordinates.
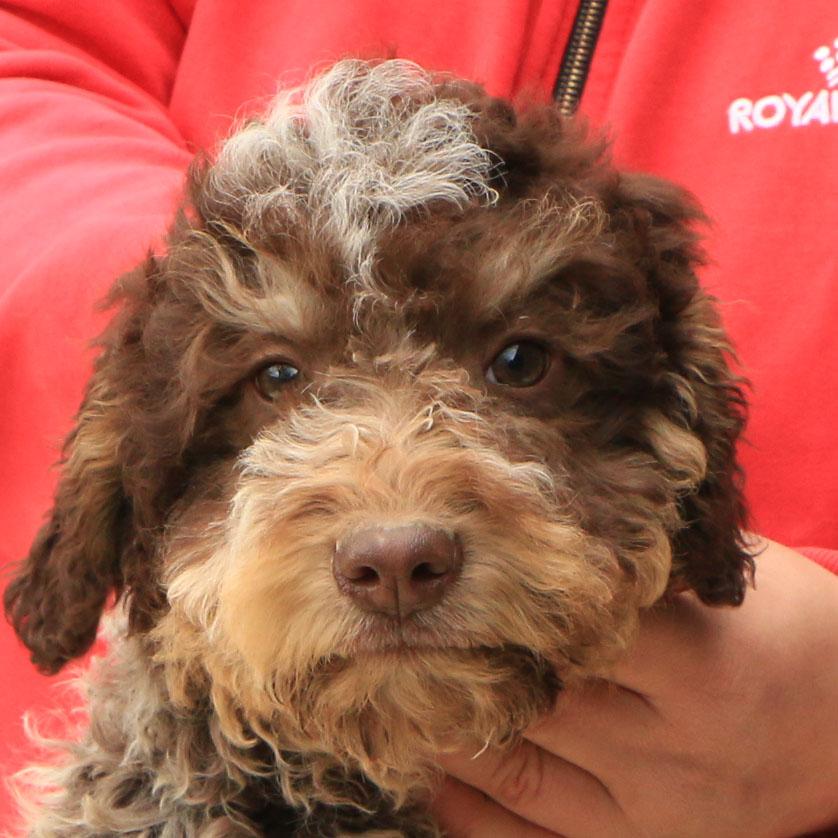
[[486, 341, 550, 388], [254, 362, 300, 400]]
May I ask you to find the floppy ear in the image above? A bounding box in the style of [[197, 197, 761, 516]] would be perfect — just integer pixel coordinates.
[[665, 289, 752, 606], [617, 174, 753, 606], [4, 233, 246, 673], [1, 254, 168, 674], [3, 361, 130, 674]]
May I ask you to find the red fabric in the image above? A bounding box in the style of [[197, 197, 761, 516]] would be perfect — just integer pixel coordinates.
[[1, 0, 836, 827], [800, 548, 838, 577], [585, 2, 838, 551]]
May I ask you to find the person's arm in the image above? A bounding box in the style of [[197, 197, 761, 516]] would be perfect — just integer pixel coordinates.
[[434, 540, 838, 837]]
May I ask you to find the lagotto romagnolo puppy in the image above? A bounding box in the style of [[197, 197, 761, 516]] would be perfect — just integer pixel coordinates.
[[5, 60, 753, 837]]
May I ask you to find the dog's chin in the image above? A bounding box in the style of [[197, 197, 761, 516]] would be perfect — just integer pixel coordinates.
[[267, 642, 561, 802]]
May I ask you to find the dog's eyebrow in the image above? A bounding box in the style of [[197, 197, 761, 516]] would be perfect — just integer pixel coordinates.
[[467, 267, 566, 328], [182, 242, 328, 341], [464, 195, 606, 319]]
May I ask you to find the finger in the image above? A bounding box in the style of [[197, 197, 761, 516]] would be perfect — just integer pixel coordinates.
[[432, 776, 566, 838], [438, 738, 625, 838]]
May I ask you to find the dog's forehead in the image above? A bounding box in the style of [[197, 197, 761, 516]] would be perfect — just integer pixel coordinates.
[[234, 198, 599, 361], [200, 184, 608, 377], [197, 60, 611, 355]]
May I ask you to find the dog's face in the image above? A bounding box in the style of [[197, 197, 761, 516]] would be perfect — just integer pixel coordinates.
[[5, 61, 750, 798]]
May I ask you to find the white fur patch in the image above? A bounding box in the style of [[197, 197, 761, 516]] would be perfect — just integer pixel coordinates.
[[209, 60, 499, 285]]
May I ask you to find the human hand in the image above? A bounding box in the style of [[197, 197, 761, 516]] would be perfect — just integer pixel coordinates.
[[433, 540, 838, 838]]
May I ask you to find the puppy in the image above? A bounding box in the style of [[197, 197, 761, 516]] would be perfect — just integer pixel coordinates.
[[4, 59, 752, 837]]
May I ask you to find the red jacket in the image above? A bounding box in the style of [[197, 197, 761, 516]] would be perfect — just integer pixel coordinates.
[[2, 0, 837, 826]]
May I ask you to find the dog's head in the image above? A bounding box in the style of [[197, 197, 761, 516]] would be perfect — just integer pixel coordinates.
[[5, 60, 750, 797]]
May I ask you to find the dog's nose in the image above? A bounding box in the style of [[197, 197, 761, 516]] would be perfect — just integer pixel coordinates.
[[333, 524, 463, 617]]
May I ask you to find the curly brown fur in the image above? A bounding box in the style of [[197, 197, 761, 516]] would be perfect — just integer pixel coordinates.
[[5, 60, 752, 837]]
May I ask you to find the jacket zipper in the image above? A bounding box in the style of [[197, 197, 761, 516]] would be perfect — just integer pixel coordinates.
[[553, 0, 609, 115]]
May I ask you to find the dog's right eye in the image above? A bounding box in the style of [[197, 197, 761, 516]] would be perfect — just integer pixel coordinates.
[[486, 341, 550, 388], [253, 362, 300, 401]]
